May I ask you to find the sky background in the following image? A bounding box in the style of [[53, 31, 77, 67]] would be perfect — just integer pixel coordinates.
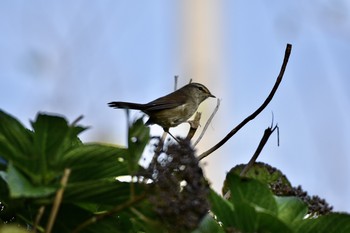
[[1, 1, 350, 212]]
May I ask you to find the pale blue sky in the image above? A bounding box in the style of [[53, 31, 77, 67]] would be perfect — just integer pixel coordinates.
[[1, 1, 350, 212]]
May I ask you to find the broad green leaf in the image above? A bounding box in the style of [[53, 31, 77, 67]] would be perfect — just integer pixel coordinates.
[[209, 189, 260, 232], [257, 212, 293, 233], [42, 203, 129, 233], [296, 213, 350, 233], [275, 196, 308, 225], [127, 118, 150, 173], [0, 110, 33, 162], [226, 173, 278, 215], [64, 180, 139, 206], [30, 114, 68, 184], [0, 111, 87, 187], [192, 214, 225, 233], [30, 113, 86, 183], [208, 189, 235, 228], [7, 162, 56, 198], [226, 162, 291, 187], [232, 203, 258, 232], [62, 144, 129, 182]]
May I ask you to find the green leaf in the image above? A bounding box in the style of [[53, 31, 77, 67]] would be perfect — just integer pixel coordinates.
[[208, 189, 235, 228], [226, 173, 278, 215], [62, 144, 129, 182], [7, 162, 56, 198], [296, 213, 350, 233], [192, 214, 225, 233], [62, 144, 140, 206], [30, 113, 86, 183], [0, 110, 33, 163], [127, 118, 150, 174], [42, 203, 129, 233], [30, 114, 68, 184], [64, 180, 138, 206], [0, 111, 87, 187], [275, 196, 308, 225], [232, 203, 258, 232], [257, 212, 293, 233]]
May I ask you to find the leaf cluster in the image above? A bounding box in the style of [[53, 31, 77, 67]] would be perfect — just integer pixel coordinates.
[[1, 109, 350, 233]]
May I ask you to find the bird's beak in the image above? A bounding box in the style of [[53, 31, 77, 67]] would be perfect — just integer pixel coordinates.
[[210, 93, 216, 98]]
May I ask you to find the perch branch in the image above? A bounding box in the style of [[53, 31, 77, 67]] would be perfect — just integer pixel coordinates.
[[240, 124, 279, 176], [45, 168, 71, 233], [194, 98, 220, 146], [186, 112, 202, 140], [72, 194, 146, 233], [198, 44, 292, 160]]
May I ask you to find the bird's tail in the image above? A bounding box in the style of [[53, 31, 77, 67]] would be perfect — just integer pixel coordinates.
[[108, 101, 145, 110]]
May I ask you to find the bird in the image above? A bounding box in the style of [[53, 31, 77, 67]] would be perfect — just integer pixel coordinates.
[[108, 82, 215, 133]]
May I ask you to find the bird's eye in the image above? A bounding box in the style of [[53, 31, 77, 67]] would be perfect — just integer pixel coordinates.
[[198, 86, 206, 93]]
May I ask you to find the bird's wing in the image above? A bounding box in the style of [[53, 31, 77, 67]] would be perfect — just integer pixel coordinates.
[[144, 93, 187, 111]]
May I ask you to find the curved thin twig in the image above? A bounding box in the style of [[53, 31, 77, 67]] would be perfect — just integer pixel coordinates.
[[193, 98, 221, 146], [46, 168, 71, 233], [198, 44, 292, 160], [186, 112, 202, 140], [73, 194, 146, 233], [240, 124, 279, 176]]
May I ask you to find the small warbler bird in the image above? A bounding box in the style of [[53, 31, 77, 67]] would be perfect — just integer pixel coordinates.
[[108, 82, 215, 133]]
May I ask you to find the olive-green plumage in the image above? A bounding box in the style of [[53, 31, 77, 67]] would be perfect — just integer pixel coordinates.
[[108, 82, 215, 132]]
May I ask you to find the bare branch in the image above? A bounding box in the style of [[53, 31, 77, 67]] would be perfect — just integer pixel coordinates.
[[174, 75, 179, 91], [240, 125, 278, 176], [186, 112, 202, 140], [198, 44, 292, 161], [46, 168, 71, 233], [70, 115, 84, 126], [33, 206, 45, 233], [194, 98, 221, 147], [73, 194, 146, 233]]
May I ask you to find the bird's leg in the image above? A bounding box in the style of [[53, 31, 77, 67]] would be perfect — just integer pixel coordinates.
[[154, 131, 167, 154], [164, 128, 181, 144]]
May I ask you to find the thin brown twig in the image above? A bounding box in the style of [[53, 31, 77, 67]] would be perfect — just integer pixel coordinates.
[[71, 115, 84, 126], [155, 131, 167, 154], [194, 98, 220, 147], [186, 112, 202, 140], [198, 44, 292, 160], [33, 206, 45, 233], [240, 125, 279, 176], [45, 168, 71, 233], [72, 194, 146, 233], [224, 123, 279, 200], [174, 75, 179, 91]]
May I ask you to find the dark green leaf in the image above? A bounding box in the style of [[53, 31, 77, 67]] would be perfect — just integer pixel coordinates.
[[64, 180, 138, 206], [275, 196, 308, 226], [227, 173, 278, 215], [0, 110, 32, 162], [7, 162, 56, 198], [231, 203, 258, 232], [208, 189, 235, 228], [43, 204, 128, 233], [257, 212, 293, 233], [0, 111, 87, 187], [30, 113, 86, 182], [192, 214, 225, 233], [297, 213, 350, 233], [62, 144, 129, 182], [127, 118, 150, 173]]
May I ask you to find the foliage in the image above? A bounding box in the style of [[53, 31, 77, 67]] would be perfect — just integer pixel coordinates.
[[0, 109, 350, 232]]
